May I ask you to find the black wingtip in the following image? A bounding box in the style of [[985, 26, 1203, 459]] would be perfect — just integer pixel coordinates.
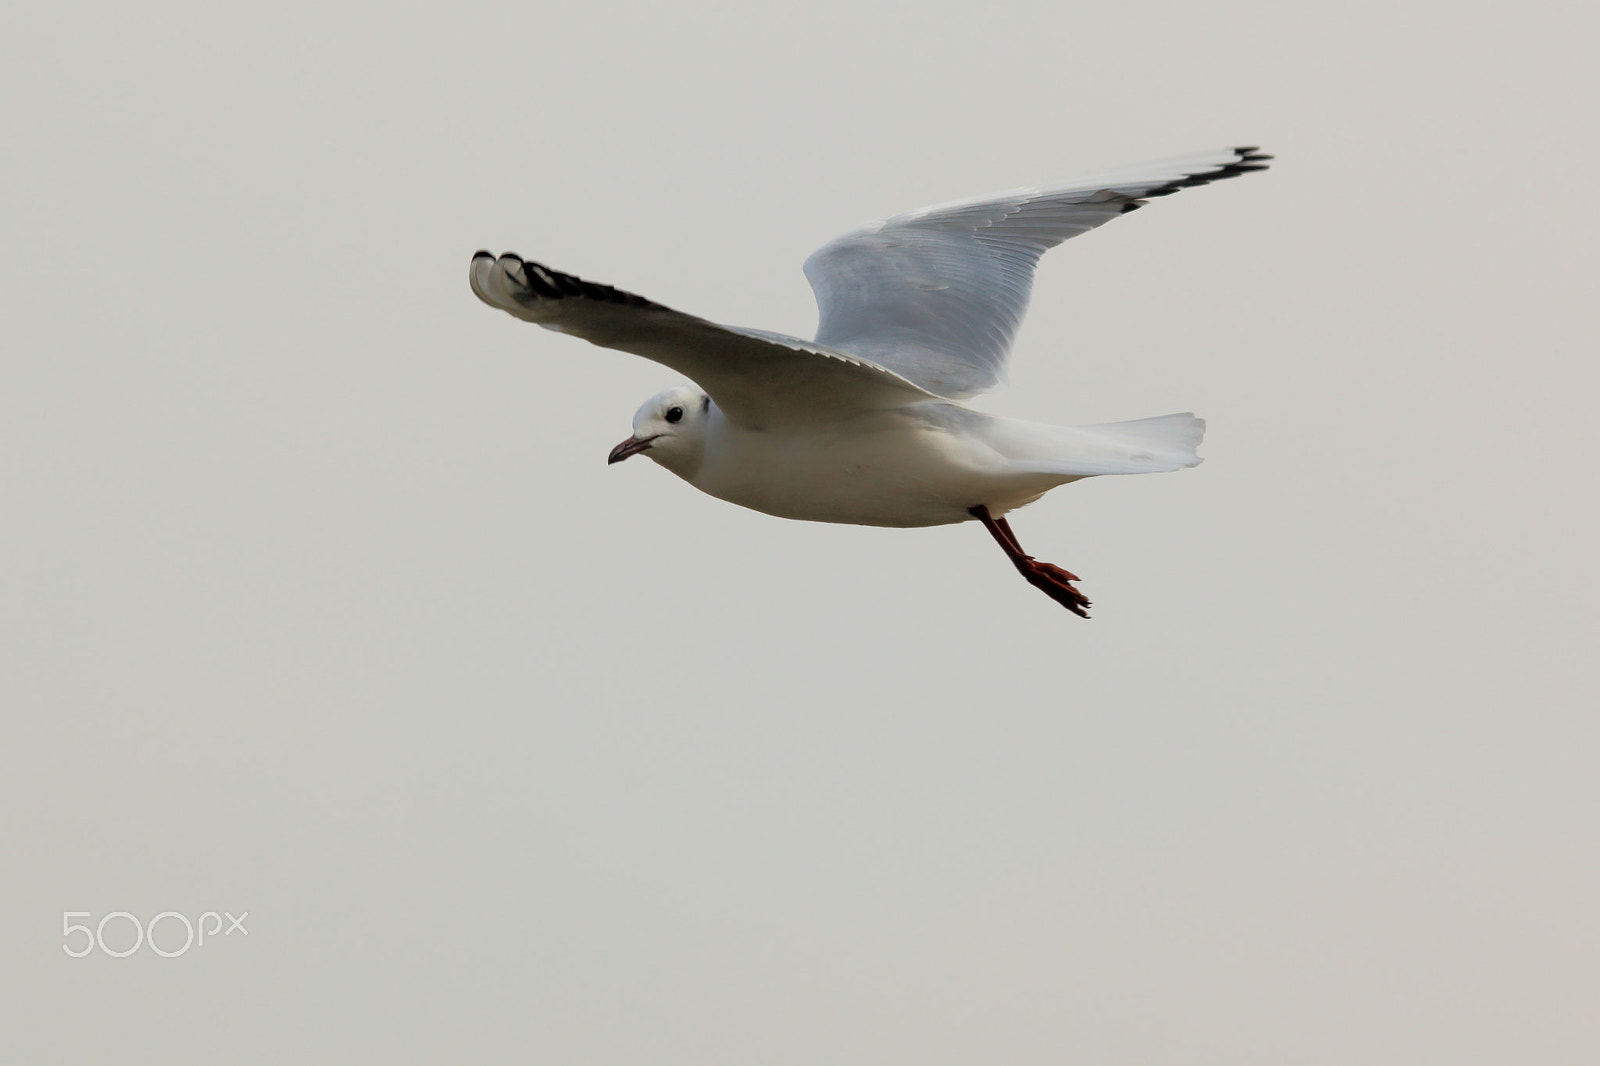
[[1137, 147, 1273, 200], [474, 254, 662, 310]]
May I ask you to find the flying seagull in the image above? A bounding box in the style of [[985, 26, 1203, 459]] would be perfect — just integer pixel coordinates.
[[470, 147, 1269, 616]]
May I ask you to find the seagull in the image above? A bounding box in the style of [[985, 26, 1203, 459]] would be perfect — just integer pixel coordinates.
[[470, 147, 1269, 616]]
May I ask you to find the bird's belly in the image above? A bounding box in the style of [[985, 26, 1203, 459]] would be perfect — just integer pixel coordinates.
[[692, 417, 1056, 528]]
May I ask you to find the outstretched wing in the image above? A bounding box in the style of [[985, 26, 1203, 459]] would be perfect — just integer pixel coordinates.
[[470, 252, 936, 428], [803, 147, 1271, 400]]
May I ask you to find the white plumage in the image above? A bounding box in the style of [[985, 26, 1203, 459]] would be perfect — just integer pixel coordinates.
[[470, 147, 1269, 615]]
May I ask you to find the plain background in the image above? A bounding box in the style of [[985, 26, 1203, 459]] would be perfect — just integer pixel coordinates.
[[5, 0, 1598, 1062]]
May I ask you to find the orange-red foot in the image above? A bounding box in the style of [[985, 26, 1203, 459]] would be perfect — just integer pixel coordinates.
[[968, 505, 1091, 618], [1015, 556, 1091, 617]]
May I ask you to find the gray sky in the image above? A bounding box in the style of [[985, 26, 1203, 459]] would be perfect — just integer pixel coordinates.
[[5, 0, 1598, 1062]]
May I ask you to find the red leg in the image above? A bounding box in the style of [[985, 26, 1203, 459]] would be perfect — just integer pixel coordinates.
[[968, 505, 1091, 618]]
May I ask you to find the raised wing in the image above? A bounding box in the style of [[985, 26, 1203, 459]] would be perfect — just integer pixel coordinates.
[[470, 252, 937, 428], [803, 147, 1271, 399]]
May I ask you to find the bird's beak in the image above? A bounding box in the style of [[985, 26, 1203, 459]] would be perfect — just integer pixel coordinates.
[[607, 434, 658, 465]]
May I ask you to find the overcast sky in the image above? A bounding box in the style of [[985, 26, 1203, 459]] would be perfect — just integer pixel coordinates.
[[5, 0, 1598, 1062]]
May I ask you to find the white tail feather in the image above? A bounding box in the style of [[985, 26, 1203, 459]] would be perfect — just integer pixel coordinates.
[[1015, 413, 1206, 477]]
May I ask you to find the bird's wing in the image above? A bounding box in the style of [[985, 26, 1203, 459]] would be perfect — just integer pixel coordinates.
[[803, 146, 1271, 400], [470, 252, 938, 428]]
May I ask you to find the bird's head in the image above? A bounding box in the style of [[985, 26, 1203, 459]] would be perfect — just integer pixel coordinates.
[[608, 386, 710, 477]]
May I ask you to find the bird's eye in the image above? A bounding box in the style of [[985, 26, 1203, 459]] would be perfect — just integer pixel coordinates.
[[665, 406, 684, 423]]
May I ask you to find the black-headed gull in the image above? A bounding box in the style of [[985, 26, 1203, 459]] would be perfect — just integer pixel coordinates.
[[470, 147, 1269, 616]]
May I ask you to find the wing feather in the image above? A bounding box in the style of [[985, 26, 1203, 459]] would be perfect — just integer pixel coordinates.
[[470, 252, 937, 428], [803, 147, 1271, 399]]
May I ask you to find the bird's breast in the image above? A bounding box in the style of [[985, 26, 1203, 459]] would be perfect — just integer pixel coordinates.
[[686, 410, 1022, 528]]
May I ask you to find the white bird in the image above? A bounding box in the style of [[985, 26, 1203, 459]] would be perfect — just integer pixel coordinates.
[[470, 147, 1269, 616]]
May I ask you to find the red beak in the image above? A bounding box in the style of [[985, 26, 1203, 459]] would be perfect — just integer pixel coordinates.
[[607, 434, 658, 465]]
